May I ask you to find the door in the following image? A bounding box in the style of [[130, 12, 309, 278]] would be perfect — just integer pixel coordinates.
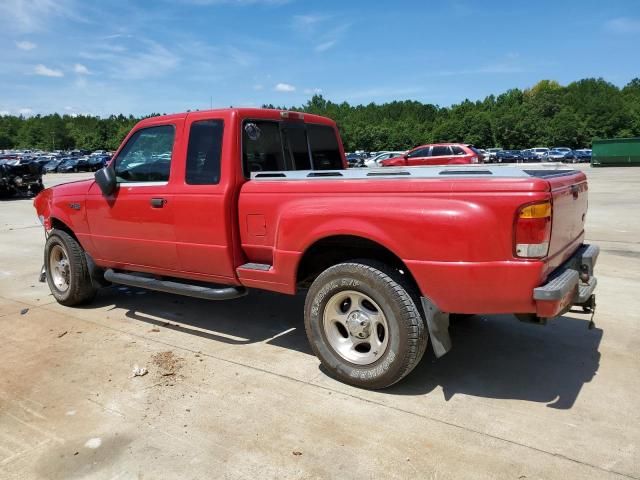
[[171, 117, 238, 282], [405, 146, 432, 166], [86, 123, 181, 271], [429, 145, 454, 165]]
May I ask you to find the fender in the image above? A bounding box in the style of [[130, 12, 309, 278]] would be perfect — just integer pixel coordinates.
[[33, 180, 97, 255]]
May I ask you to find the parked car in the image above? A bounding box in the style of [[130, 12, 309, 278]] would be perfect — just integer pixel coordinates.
[[34, 108, 598, 389], [495, 150, 522, 163], [346, 153, 365, 167], [552, 147, 572, 154], [531, 147, 550, 159], [520, 149, 540, 163], [57, 158, 92, 173], [575, 149, 592, 163], [485, 148, 502, 163], [544, 149, 570, 162], [381, 143, 481, 166], [88, 155, 111, 171], [364, 151, 406, 168], [43, 159, 65, 173]]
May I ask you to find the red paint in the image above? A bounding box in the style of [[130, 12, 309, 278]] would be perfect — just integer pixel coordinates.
[[33, 108, 591, 317]]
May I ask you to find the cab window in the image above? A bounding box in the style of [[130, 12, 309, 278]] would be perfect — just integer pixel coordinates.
[[115, 125, 175, 183], [185, 120, 223, 185], [243, 121, 286, 175], [308, 124, 342, 169], [242, 120, 343, 175]]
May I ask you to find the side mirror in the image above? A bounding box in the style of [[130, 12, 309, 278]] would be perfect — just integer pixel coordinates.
[[95, 166, 117, 196]]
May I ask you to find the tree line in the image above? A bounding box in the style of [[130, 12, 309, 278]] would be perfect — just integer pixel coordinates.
[[2, 78, 639, 153]]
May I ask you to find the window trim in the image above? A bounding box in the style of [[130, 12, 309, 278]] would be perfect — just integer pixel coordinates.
[[113, 124, 176, 185]]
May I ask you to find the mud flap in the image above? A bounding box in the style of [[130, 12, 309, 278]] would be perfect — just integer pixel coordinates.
[[420, 297, 452, 358]]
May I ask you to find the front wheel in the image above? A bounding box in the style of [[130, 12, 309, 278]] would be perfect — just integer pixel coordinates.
[[304, 261, 428, 389], [44, 229, 97, 306]]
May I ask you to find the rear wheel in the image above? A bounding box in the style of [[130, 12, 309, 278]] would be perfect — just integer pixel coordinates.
[[45, 229, 97, 306], [304, 260, 428, 389]]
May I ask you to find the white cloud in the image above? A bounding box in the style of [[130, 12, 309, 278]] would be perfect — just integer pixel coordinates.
[[315, 40, 336, 52], [274, 82, 295, 92], [82, 39, 179, 80], [253, 84, 264, 91], [292, 14, 328, 31], [303, 88, 322, 95], [116, 42, 179, 79], [605, 17, 640, 34], [74, 63, 90, 75], [18, 108, 33, 116], [0, 0, 82, 32], [34, 64, 63, 77], [0, 110, 11, 116], [16, 40, 37, 50]]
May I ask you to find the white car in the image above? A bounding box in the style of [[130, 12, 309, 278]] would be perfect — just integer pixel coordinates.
[[364, 151, 406, 168], [531, 147, 550, 159]]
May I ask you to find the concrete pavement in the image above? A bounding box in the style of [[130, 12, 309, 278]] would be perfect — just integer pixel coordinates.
[[0, 168, 638, 479]]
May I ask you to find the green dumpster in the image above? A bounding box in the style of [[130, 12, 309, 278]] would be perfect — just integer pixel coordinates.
[[592, 138, 640, 167]]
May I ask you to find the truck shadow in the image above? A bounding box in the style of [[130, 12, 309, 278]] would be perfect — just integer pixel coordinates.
[[89, 285, 313, 356], [387, 314, 602, 409], [89, 286, 601, 409]]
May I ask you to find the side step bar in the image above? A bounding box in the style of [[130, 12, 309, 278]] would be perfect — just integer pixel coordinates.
[[104, 269, 247, 301]]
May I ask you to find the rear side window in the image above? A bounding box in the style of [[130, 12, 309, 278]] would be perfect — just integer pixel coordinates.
[[308, 124, 343, 169], [432, 146, 451, 156], [185, 120, 223, 185], [451, 145, 465, 155], [115, 125, 174, 183], [243, 121, 286, 174], [242, 120, 343, 175]]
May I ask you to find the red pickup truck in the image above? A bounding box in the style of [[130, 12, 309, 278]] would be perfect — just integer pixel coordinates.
[[33, 108, 598, 389]]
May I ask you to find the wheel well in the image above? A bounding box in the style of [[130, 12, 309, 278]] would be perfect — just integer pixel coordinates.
[[296, 235, 419, 292], [50, 218, 79, 243]]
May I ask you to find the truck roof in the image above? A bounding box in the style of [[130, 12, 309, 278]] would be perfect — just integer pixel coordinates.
[[134, 108, 336, 129]]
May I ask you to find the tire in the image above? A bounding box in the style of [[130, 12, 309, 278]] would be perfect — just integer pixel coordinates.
[[304, 260, 428, 389], [44, 229, 97, 306]]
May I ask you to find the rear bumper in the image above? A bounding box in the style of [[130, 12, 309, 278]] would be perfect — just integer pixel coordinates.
[[533, 244, 599, 318]]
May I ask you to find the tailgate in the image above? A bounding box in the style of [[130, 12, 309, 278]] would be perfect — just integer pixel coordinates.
[[545, 171, 588, 269]]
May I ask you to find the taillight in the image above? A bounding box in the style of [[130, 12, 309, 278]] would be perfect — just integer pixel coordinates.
[[471, 156, 478, 163], [514, 201, 552, 258]]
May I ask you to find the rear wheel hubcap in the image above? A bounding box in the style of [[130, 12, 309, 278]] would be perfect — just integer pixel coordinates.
[[323, 290, 389, 365]]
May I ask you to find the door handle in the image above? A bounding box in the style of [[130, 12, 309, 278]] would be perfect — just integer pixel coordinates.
[[150, 197, 166, 208]]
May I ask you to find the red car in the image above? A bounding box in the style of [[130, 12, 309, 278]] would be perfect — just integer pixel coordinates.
[[33, 109, 597, 389], [381, 143, 483, 166]]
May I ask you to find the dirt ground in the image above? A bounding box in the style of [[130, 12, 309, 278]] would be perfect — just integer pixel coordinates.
[[0, 168, 638, 479]]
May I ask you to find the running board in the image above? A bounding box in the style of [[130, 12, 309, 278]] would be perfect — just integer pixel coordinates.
[[103, 269, 247, 301], [238, 263, 272, 271]]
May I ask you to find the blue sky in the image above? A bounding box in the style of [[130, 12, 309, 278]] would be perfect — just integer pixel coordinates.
[[1, 0, 639, 117]]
